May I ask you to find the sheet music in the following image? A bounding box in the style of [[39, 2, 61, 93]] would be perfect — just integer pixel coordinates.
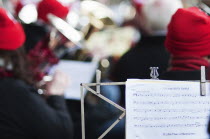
[[126, 79, 210, 139], [49, 60, 98, 100]]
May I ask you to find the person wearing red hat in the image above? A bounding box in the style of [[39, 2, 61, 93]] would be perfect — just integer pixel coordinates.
[[0, 8, 73, 139], [23, 0, 70, 52], [104, 1, 182, 138], [111, 0, 183, 107], [159, 6, 210, 136], [22, 0, 71, 81], [161, 6, 210, 80]]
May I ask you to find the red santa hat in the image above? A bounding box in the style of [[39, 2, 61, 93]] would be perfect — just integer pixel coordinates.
[[37, 0, 69, 23], [165, 7, 210, 57], [0, 8, 26, 50]]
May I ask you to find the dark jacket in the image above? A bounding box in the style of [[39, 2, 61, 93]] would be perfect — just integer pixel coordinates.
[[0, 78, 73, 139], [111, 35, 170, 107], [160, 70, 202, 80]]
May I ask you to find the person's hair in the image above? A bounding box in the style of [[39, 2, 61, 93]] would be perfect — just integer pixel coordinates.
[[0, 47, 35, 86]]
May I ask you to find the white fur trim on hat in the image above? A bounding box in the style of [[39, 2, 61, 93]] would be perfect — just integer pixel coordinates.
[[142, 0, 183, 33]]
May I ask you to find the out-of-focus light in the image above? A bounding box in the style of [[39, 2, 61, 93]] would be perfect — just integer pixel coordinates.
[[43, 75, 53, 82], [58, 0, 75, 5], [79, 16, 90, 27], [67, 11, 79, 28], [81, 1, 114, 19], [101, 59, 110, 68], [48, 14, 84, 46], [118, 2, 136, 21], [38, 89, 44, 94], [18, 4, 37, 24]]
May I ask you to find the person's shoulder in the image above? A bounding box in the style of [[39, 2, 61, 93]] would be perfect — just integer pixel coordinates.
[[0, 78, 36, 96], [0, 78, 28, 88], [160, 70, 201, 80]]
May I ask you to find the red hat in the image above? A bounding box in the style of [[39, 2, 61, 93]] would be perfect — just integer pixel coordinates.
[[0, 8, 25, 50], [37, 0, 69, 23], [165, 7, 210, 57]]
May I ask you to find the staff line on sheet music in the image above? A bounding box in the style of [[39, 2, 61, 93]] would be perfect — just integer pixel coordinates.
[[133, 108, 210, 113], [132, 93, 199, 97], [162, 132, 196, 136], [134, 122, 207, 128], [133, 101, 210, 105], [133, 116, 209, 121]]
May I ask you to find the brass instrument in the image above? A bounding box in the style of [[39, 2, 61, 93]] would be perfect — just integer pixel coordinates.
[[66, 0, 116, 40], [7, 0, 137, 76]]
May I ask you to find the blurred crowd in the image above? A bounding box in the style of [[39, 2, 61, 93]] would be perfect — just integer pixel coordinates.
[[1, 0, 210, 138]]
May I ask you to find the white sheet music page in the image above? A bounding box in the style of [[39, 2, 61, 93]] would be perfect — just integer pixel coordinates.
[[49, 60, 98, 100], [126, 79, 210, 139]]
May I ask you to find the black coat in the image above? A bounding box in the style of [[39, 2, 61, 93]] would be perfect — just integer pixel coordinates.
[[160, 70, 202, 80], [0, 78, 73, 139], [111, 35, 170, 107]]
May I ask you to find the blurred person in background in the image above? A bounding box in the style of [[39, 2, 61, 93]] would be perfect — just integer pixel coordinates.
[[95, 1, 182, 138], [160, 6, 210, 81], [25, 0, 71, 81], [2, 1, 122, 138], [24, 0, 70, 52], [24, 1, 82, 138], [158, 5, 210, 135], [111, 0, 183, 107], [0, 0, 71, 81], [0, 8, 73, 139]]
